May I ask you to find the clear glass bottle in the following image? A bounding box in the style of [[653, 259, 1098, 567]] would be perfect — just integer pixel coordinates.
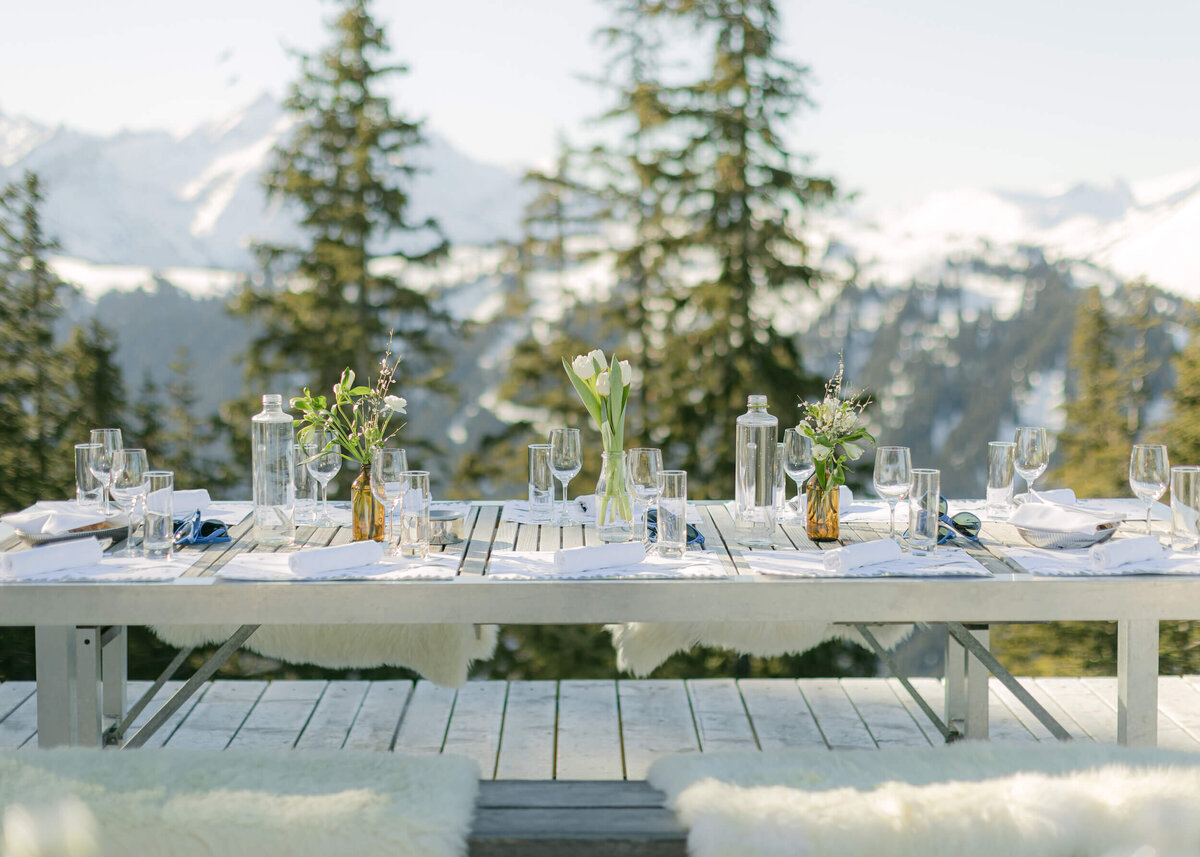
[[252, 394, 295, 546], [734, 394, 778, 546]]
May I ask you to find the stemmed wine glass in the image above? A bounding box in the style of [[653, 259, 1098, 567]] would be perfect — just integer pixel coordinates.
[[627, 448, 664, 548], [1013, 426, 1049, 499], [873, 446, 912, 542], [305, 429, 342, 526], [782, 428, 815, 522], [88, 428, 123, 515], [549, 428, 582, 525], [1130, 443, 1169, 537], [110, 448, 149, 557], [371, 447, 408, 554]]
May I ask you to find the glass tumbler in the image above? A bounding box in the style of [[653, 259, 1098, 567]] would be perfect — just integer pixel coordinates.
[[143, 471, 175, 559], [75, 442, 103, 507], [1171, 466, 1200, 553], [986, 441, 1016, 519], [528, 444, 554, 524], [398, 470, 431, 560], [658, 471, 688, 559], [908, 468, 941, 555]]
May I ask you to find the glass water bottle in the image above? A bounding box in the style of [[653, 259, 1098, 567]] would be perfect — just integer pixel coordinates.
[[252, 394, 296, 546], [734, 394, 778, 546]]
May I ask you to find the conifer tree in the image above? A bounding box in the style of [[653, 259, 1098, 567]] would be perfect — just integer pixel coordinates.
[[1161, 312, 1200, 465], [59, 319, 127, 436], [233, 0, 451, 392]]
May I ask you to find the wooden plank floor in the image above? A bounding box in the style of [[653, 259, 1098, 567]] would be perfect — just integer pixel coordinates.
[[3, 677, 1199, 765]]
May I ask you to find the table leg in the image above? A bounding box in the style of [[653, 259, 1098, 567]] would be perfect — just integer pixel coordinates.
[[74, 627, 102, 747], [101, 626, 128, 724], [34, 626, 77, 747], [1117, 619, 1158, 747], [965, 624, 989, 740], [944, 626, 966, 733]]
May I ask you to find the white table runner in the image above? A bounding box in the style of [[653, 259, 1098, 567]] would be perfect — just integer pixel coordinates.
[[215, 552, 460, 581], [487, 549, 726, 580], [745, 547, 992, 578], [0, 551, 201, 583], [1007, 545, 1200, 576]]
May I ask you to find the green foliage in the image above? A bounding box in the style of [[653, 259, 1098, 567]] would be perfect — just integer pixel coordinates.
[[1160, 306, 1200, 465]]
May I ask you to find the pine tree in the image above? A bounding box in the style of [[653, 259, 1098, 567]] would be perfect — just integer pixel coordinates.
[[60, 319, 127, 436], [1161, 310, 1200, 465], [233, 0, 451, 393]]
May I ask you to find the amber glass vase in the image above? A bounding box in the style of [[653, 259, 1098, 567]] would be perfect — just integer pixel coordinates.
[[805, 479, 840, 541], [351, 464, 385, 542]]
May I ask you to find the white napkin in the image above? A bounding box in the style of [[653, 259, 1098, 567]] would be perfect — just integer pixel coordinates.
[[1016, 488, 1077, 505], [0, 538, 105, 579], [748, 547, 992, 578], [218, 551, 459, 581], [172, 489, 211, 516], [1091, 536, 1165, 571], [287, 541, 384, 576], [555, 542, 646, 574], [1009, 501, 1120, 533], [822, 539, 902, 574], [1, 501, 112, 536], [488, 550, 726, 580]]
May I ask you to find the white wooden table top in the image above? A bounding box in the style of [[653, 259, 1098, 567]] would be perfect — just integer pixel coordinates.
[[2, 501, 1198, 626]]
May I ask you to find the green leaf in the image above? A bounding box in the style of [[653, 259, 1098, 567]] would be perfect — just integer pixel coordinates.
[[563, 357, 603, 427]]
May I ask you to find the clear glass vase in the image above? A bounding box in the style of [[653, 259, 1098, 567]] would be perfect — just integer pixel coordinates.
[[595, 450, 635, 542]]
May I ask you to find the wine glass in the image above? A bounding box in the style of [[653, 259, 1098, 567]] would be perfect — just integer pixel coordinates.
[[627, 448, 664, 547], [88, 428, 123, 515], [873, 446, 912, 541], [109, 448, 149, 557], [371, 447, 408, 554], [305, 429, 342, 526], [549, 428, 582, 525], [1130, 443, 1169, 536], [1013, 426, 1049, 499], [782, 428, 815, 522]]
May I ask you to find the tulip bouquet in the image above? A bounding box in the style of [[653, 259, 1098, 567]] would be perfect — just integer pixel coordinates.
[[797, 358, 874, 491], [563, 349, 634, 537]]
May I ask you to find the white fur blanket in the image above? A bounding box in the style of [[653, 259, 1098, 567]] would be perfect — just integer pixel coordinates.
[[0, 749, 478, 857], [648, 743, 1200, 857], [151, 624, 497, 689], [607, 622, 916, 676]]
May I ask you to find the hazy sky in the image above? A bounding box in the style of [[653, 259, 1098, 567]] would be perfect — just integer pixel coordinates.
[[3, 0, 1198, 208]]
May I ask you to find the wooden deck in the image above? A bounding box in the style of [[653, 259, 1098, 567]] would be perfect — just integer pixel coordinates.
[[4, 676, 1200, 765]]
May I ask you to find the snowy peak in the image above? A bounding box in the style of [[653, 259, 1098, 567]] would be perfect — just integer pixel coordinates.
[[0, 110, 55, 168]]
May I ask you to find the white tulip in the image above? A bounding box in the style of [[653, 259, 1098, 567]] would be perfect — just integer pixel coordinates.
[[841, 441, 863, 461], [383, 395, 407, 414], [571, 354, 595, 380], [587, 349, 608, 371], [596, 371, 611, 396], [618, 360, 632, 385]]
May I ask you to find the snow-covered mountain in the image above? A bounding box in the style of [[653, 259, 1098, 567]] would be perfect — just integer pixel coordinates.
[[0, 95, 527, 270]]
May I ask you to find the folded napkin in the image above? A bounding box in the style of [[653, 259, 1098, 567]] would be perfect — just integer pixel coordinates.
[[287, 541, 384, 576], [555, 542, 646, 574], [1091, 536, 1165, 571], [488, 549, 726, 580], [748, 547, 992, 578], [1016, 488, 1077, 505], [0, 538, 105, 579], [1009, 500, 1120, 534], [172, 489, 211, 516], [1, 501, 112, 536], [822, 539, 902, 574], [218, 551, 459, 581]]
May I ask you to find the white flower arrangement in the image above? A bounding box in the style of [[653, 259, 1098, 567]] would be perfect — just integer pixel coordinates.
[[797, 358, 874, 490]]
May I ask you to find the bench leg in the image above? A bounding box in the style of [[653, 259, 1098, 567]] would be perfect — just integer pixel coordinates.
[[35, 626, 77, 747], [965, 625, 990, 740], [74, 627, 103, 747], [101, 626, 128, 724], [944, 627, 967, 734], [1118, 619, 1158, 747]]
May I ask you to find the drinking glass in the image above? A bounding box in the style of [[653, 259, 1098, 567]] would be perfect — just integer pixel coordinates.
[[1130, 443, 1169, 536], [75, 442, 103, 507], [293, 443, 317, 525], [528, 444, 553, 524], [986, 441, 1016, 519], [1170, 466, 1200, 553], [88, 428, 123, 515], [305, 429, 342, 526], [1013, 426, 1048, 498], [908, 468, 940, 555], [371, 447, 408, 554], [549, 428, 583, 525], [627, 447, 664, 547], [398, 470, 431, 559], [782, 428, 815, 522], [143, 470, 174, 559], [110, 448, 149, 557], [873, 446, 912, 541], [658, 471, 688, 559]]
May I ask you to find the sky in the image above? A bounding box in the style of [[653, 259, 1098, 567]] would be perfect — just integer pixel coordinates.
[[2, 0, 1198, 209]]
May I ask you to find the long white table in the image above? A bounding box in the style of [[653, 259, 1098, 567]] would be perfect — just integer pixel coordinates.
[[1, 501, 1193, 749]]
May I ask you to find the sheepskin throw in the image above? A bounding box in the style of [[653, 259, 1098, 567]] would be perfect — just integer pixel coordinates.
[[648, 743, 1200, 857], [152, 624, 497, 688], [607, 622, 915, 677], [0, 749, 479, 857]]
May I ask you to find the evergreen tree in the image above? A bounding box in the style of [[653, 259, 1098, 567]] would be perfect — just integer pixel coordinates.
[[233, 0, 451, 394], [60, 319, 127, 436], [1161, 310, 1200, 465]]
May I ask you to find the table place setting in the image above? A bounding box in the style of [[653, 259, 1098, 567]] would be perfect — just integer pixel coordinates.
[[1007, 535, 1200, 577], [487, 542, 727, 580], [745, 539, 993, 578], [215, 540, 461, 581], [501, 495, 703, 527], [0, 537, 200, 583]]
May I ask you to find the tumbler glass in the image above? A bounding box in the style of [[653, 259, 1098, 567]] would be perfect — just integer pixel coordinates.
[[528, 444, 554, 524], [1170, 466, 1200, 553], [908, 468, 941, 555], [293, 443, 317, 525], [143, 471, 175, 559], [658, 471, 688, 560], [398, 470, 431, 560], [986, 441, 1016, 519], [75, 442, 103, 507]]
